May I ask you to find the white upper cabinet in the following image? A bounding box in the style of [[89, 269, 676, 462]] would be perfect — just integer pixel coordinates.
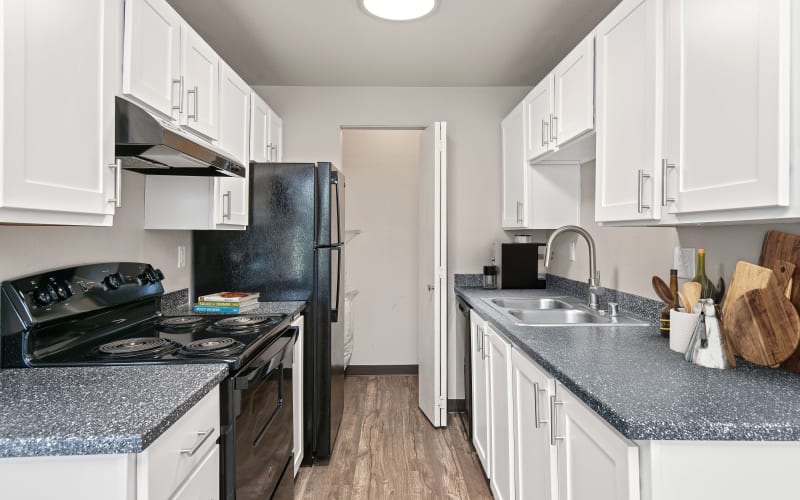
[[502, 103, 528, 229], [121, 0, 181, 120], [0, 0, 119, 226], [511, 348, 557, 500], [554, 383, 640, 500], [524, 76, 555, 162], [553, 34, 595, 148], [594, 0, 664, 223], [269, 109, 284, 162], [218, 62, 251, 166], [180, 26, 220, 140], [250, 93, 271, 163], [664, 0, 791, 215]]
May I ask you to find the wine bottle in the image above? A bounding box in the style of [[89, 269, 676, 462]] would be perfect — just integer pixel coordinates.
[[659, 270, 679, 338], [690, 249, 716, 299]]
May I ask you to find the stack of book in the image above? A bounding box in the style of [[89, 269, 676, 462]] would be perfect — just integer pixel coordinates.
[[193, 292, 259, 313]]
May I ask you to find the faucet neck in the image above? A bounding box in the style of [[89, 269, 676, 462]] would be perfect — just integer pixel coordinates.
[[544, 225, 598, 288]]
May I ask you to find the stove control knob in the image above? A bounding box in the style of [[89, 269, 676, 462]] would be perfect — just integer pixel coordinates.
[[136, 272, 151, 285], [54, 280, 74, 300], [103, 272, 124, 290], [154, 269, 165, 281], [33, 285, 55, 306]]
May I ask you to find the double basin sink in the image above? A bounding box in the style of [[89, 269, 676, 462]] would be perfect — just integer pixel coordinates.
[[483, 296, 647, 327]]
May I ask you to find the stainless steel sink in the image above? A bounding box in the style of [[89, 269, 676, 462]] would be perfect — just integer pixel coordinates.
[[489, 297, 573, 310], [482, 296, 647, 327]]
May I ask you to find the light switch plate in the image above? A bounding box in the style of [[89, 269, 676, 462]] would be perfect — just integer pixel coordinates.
[[177, 245, 186, 269], [674, 247, 696, 279]]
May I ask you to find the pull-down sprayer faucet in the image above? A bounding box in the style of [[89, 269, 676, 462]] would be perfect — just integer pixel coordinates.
[[544, 225, 600, 309]]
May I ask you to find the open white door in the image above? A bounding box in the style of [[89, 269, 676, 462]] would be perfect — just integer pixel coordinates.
[[418, 122, 448, 427]]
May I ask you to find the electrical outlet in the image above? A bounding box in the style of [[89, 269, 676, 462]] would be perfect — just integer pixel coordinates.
[[674, 247, 696, 279], [177, 245, 186, 269], [569, 241, 576, 262]]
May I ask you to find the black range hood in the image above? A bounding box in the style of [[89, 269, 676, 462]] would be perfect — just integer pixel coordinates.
[[115, 97, 245, 178]]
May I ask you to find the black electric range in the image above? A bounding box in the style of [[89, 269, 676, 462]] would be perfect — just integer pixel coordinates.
[[0, 262, 296, 500]]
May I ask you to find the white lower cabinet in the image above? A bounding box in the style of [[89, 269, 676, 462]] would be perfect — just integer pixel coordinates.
[[511, 348, 557, 500], [471, 311, 492, 475], [553, 383, 640, 500], [0, 387, 220, 500], [487, 325, 515, 500], [292, 315, 305, 476]]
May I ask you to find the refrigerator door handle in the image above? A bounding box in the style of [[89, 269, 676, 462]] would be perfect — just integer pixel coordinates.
[[331, 246, 342, 322], [332, 174, 342, 246]]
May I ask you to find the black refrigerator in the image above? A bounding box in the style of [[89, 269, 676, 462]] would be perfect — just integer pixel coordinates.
[[193, 162, 345, 461]]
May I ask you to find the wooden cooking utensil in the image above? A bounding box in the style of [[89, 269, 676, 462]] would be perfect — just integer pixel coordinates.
[[677, 292, 689, 311], [726, 262, 800, 367], [759, 230, 800, 312], [681, 282, 701, 312], [651, 276, 676, 308]]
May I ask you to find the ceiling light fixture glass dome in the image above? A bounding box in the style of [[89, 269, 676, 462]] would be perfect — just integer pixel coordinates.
[[360, 0, 438, 21]]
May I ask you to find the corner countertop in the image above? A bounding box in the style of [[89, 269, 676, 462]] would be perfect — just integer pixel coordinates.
[[0, 364, 227, 458], [456, 286, 800, 442]]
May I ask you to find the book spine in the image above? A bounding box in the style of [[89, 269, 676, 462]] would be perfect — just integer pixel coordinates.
[[193, 305, 240, 313], [197, 301, 247, 307], [197, 295, 254, 303]]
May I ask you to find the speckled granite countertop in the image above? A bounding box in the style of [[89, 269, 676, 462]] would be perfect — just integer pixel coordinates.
[[160, 288, 306, 318], [0, 364, 227, 458], [457, 286, 800, 442]]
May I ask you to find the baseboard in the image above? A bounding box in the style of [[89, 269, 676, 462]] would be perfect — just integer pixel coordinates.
[[447, 399, 466, 412], [345, 364, 419, 375]]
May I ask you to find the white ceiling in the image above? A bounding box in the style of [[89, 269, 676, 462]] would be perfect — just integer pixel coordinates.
[[167, 0, 622, 87]]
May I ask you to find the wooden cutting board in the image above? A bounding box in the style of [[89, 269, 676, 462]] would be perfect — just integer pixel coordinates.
[[722, 262, 775, 319], [759, 230, 800, 312], [726, 263, 800, 367]]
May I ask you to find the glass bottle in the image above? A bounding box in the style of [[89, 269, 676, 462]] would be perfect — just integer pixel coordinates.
[[690, 248, 716, 299]]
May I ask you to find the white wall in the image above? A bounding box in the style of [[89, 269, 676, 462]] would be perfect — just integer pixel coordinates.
[[0, 171, 192, 292], [547, 161, 800, 300], [342, 129, 422, 366], [253, 85, 528, 397]]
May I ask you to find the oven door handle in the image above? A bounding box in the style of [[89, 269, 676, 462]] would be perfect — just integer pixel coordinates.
[[233, 336, 292, 390]]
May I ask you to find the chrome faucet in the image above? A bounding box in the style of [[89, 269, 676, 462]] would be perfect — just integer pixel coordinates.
[[544, 225, 600, 309]]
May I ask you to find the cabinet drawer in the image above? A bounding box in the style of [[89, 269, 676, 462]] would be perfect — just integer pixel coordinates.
[[170, 446, 220, 500], [138, 386, 220, 500]]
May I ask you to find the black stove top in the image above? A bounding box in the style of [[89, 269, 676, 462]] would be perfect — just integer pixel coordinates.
[[0, 262, 290, 372]]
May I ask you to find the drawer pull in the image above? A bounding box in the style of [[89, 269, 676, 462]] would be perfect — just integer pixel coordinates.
[[180, 427, 214, 456]]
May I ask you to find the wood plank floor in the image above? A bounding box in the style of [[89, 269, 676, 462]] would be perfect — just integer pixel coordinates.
[[295, 375, 493, 499]]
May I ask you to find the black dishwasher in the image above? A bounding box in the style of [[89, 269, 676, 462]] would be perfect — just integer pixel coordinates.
[[456, 296, 472, 441]]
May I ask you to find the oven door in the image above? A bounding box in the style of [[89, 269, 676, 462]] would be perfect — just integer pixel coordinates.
[[227, 328, 295, 500]]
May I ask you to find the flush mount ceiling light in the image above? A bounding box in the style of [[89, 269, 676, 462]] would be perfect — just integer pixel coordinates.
[[360, 0, 438, 21]]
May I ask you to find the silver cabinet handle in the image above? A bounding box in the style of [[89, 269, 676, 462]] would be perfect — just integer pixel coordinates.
[[551, 114, 558, 141], [637, 169, 651, 213], [222, 190, 232, 219], [533, 382, 542, 429], [171, 77, 184, 113], [549, 395, 564, 446], [483, 332, 490, 359], [480, 327, 487, 360], [187, 85, 199, 121], [180, 427, 214, 456], [272, 144, 278, 162], [107, 159, 122, 208], [476, 326, 482, 353], [542, 120, 549, 147], [266, 143, 273, 162], [661, 158, 676, 206], [516, 201, 521, 224]]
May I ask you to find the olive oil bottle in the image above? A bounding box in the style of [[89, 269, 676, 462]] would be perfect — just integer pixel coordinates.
[[690, 248, 716, 299]]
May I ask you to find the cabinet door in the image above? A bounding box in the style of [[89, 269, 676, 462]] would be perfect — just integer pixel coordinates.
[[511, 349, 557, 500], [121, 0, 181, 119], [554, 384, 639, 500], [292, 316, 305, 476], [181, 26, 219, 140], [218, 61, 251, 166], [502, 103, 528, 229], [524, 75, 555, 162], [470, 312, 491, 476], [487, 326, 514, 500], [250, 94, 270, 163], [665, 0, 790, 214], [595, 0, 663, 222], [553, 34, 595, 147], [268, 110, 283, 162], [1, 0, 118, 222], [169, 446, 220, 500]]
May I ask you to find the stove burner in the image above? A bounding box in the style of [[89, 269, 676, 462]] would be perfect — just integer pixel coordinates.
[[180, 337, 245, 357], [99, 337, 180, 358], [213, 316, 277, 329], [156, 316, 209, 333]]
